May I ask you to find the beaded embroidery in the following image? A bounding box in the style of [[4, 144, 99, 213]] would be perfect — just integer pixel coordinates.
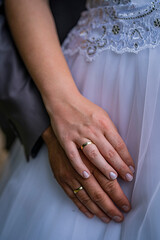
[[62, 0, 160, 61], [86, 0, 132, 9]]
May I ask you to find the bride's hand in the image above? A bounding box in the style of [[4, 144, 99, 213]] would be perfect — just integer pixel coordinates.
[[46, 92, 135, 181], [43, 127, 131, 223], [5, 0, 134, 181]]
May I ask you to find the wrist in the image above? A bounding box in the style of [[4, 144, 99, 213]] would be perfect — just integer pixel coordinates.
[[42, 126, 54, 147], [43, 87, 82, 117]]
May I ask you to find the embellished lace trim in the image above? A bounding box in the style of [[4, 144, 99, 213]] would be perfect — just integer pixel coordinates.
[[86, 0, 132, 9], [62, 0, 160, 62]]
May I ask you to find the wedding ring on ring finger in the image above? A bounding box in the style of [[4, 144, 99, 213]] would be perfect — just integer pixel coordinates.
[[73, 186, 84, 194], [80, 140, 93, 150], [79, 139, 119, 181]]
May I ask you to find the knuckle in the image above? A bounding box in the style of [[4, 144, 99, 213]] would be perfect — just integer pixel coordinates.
[[88, 148, 98, 160], [116, 140, 126, 152], [107, 208, 116, 217], [117, 164, 125, 173], [61, 132, 72, 143], [115, 197, 126, 206], [86, 126, 94, 136], [92, 191, 104, 203], [80, 196, 91, 206], [67, 150, 77, 161], [79, 122, 96, 137], [98, 117, 108, 129], [104, 181, 116, 194], [106, 149, 116, 159], [61, 134, 68, 143]]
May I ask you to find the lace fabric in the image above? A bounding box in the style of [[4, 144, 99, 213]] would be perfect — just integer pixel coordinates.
[[86, 0, 132, 9], [62, 0, 160, 61]]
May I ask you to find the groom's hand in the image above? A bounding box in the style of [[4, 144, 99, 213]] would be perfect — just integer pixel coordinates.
[[42, 127, 131, 223]]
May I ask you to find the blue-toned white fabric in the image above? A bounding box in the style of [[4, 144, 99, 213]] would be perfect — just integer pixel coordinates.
[[1, 1, 160, 240], [62, 0, 160, 61], [1, 46, 160, 239]]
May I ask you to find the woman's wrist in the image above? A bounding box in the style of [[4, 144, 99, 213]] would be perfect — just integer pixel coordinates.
[[42, 84, 82, 117]]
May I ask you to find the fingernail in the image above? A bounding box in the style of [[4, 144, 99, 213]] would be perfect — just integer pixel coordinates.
[[122, 205, 130, 212], [126, 173, 133, 182], [83, 171, 90, 178], [113, 216, 122, 222], [109, 172, 117, 180], [85, 212, 93, 218], [129, 166, 135, 174], [101, 216, 110, 223]]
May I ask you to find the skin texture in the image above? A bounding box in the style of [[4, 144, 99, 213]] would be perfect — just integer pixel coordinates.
[[42, 127, 131, 223], [5, 0, 135, 222], [5, 0, 135, 179]]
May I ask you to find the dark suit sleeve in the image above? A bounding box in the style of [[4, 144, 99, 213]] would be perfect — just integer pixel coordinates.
[[0, 3, 50, 159]]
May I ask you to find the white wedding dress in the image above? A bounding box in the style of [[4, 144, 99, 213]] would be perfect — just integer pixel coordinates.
[[1, 0, 160, 239]]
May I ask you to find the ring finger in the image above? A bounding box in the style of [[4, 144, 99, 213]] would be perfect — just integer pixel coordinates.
[[77, 138, 118, 181], [61, 183, 93, 218], [67, 179, 111, 223]]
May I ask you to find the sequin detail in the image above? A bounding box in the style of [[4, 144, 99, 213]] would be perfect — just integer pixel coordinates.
[[62, 0, 160, 62]]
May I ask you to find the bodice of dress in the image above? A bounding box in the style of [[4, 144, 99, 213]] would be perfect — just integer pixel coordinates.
[[62, 0, 160, 61], [86, 0, 152, 9]]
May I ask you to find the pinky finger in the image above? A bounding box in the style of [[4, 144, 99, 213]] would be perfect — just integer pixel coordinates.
[[64, 142, 91, 179], [62, 183, 94, 219]]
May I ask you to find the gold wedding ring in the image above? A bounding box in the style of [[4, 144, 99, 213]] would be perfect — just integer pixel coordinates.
[[80, 141, 93, 150], [73, 186, 83, 194]]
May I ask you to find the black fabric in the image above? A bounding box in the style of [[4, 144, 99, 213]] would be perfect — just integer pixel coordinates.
[[51, 0, 86, 43]]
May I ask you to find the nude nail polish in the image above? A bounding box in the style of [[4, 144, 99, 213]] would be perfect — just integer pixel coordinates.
[[129, 165, 135, 174], [83, 171, 90, 178], [126, 173, 133, 182], [85, 212, 93, 218], [122, 205, 130, 212], [113, 216, 122, 222], [109, 172, 117, 180], [101, 217, 110, 223]]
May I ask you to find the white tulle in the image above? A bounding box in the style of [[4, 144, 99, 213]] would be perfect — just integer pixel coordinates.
[[1, 44, 160, 239]]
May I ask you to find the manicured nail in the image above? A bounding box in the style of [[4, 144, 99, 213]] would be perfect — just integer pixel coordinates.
[[122, 205, 130, 212], [83, 171, 90, 178], [129, 166, 135, 174], [113, 216, 122, 222], [101, 216, 110, 223], [126, 173, 133, 182], [109, 172, 117, 180], [85, 212, 93, 218]]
